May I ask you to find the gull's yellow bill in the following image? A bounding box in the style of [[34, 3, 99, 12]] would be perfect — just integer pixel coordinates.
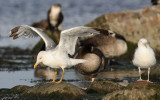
[[34, 63, 39, 69]]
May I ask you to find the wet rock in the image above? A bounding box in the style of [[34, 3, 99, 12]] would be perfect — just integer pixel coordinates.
[[87, 80, 124, 94], [102, 81, 160, 100], [11, 85, 31, 94], [142, 66, 160, 82], [21, 82, 87, 99], [86, 5, 160, 50], [126, 81, 160, 90], [0, 88, 11, 96]]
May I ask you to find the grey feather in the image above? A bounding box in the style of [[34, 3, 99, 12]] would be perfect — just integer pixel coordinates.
[[10, 25, 56, 50], [58, 26, 100, 55]]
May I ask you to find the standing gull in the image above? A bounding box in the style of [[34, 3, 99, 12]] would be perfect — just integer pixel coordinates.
[[9, 25, 99, 83], [132, 38, 156, 82]]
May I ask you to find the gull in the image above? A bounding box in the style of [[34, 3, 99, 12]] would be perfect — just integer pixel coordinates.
[[9, 25, 99, 84], [132, 38, 156, 82]]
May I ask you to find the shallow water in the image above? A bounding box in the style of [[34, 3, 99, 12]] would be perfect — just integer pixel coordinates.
[[0, 48, 140, 89], [0, 66, 140, 89]]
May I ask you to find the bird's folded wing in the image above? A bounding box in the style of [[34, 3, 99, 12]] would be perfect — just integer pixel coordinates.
[[58, 26, 100, 55], [10, 25, 56, 50]]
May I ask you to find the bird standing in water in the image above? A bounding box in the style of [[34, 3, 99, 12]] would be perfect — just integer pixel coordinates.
[[9, 25, 100, 84], [132, 38, 156, 82]]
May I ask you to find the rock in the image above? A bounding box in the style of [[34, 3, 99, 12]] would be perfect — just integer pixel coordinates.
[[0, 86, 30, 99], [11, 85, 31, 93], [142, 66, 160, 82], [21, 82, 87, 99], [86, 5, 160, 50], [126, 81, 160, 90], [0, 88, 11, 96], [102, 81, 160, 100], [87, 81, 124, 94]]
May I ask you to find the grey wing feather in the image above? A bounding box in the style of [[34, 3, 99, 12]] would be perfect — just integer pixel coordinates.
[[58, 26, 100, 55], [10, 25, 56, 50]]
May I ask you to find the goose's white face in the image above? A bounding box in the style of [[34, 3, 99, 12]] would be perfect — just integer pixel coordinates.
[[34, 51, 46, 69], [138, 38, 149, 48]]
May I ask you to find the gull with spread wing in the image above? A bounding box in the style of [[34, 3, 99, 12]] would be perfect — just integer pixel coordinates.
[[9, 25, 99, 83]]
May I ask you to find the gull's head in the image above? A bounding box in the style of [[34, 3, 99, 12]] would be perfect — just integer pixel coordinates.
[[138, 38, 149, 48], [34, 51, 46, 69]]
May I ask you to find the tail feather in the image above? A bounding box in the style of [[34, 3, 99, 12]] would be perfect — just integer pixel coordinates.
[[70, 59, 87, 66]]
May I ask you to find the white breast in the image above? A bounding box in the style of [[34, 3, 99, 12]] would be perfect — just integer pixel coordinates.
[[133, 47, 156, 68]]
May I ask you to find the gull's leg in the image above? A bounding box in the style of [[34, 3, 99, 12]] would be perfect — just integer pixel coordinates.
[[56, 68, 65, 84], [137, 67, 143, 81], [52, 70, 57, 82], [47, 70, 57, 83], [147, 67, 152, 83]]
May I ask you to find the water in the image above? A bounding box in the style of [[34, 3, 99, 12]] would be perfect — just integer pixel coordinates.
[[0, 47, 140, 89], [0, 0, 151, 49], [0, 0, 151, 89]]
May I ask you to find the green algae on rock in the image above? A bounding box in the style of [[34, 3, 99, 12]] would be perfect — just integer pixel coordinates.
[[21, 82, 87, 99], [102, 81, 160, 100], [86, 81, 124, 94]]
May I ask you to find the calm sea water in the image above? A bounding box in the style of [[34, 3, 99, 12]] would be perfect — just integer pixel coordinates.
[[0, 0, 150, 49], [0, 0, 151, 88]]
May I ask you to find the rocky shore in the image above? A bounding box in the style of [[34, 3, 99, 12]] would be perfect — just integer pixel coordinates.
[[86, 5, 160, 50], [1, 81, 160, 100], [1, 3, 160, 100]]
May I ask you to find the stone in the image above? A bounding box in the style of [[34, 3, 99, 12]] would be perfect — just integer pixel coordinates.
[[86, 5, 160, 50], [21, 82, 87, 99], [10, 85, 30, 94], [87, 80, 124, 94], [102, 81, 160, 100]]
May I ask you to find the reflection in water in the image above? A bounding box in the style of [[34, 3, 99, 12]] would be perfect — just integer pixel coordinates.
[[0, 47, 141, 88], [97, 70, 140, 79], [34, 69, 57, 80], [33, 67, 141, 88]]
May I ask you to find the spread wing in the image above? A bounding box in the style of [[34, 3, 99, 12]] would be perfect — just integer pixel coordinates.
[[58, 26, 100, 55], [9, 25, 56, 50]]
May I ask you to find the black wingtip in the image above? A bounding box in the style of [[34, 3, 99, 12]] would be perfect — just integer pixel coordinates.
[[13, 34, 19, 40], [9, 26, 20, 39]]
